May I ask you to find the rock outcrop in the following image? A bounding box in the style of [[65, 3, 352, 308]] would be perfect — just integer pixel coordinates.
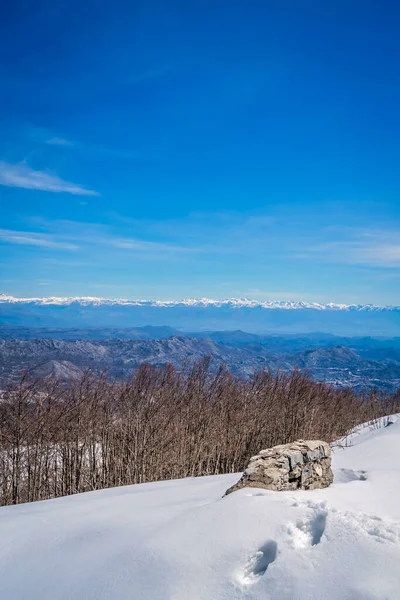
[[225, 440, 333, 495]]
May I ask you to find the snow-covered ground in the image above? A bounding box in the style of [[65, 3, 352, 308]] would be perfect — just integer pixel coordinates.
[[1, 417, 399, 599]]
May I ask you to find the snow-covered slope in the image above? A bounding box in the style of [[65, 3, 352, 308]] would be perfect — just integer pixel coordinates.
[[1, 417, 399, 599]]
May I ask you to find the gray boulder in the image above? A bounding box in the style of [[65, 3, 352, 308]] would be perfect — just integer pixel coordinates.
[[225, 440, 333, 495]]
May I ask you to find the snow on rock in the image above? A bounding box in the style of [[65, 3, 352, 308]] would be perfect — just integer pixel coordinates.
[[1, 418, 400, 599]]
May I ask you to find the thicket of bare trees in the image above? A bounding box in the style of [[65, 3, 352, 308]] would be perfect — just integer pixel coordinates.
[[0, 359, 398, 506]]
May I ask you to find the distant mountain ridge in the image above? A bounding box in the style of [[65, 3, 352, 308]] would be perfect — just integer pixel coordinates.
[[1, 294, 400, 335], [1, 335, 399, 392], [1, 294, 398, 311]]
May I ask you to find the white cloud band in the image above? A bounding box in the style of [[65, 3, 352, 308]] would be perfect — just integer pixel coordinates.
[[0, 161, 99, 196]]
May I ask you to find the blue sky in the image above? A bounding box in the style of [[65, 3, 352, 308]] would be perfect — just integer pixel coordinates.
[[1, 0, 399, 304]]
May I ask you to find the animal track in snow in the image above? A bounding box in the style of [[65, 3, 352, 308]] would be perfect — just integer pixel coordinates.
[[237, 540, 278, 585], [287, 506, 328, 549]]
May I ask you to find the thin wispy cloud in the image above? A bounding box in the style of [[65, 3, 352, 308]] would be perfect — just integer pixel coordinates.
[[109, 211, 277, 255], [29, 125, 139, 161], [314, 241, 400, 268], [10, 214, 400, 275], [0, 229, 78, 251], [45, 137, 74, 146], [112, 238, 195, 253], [0, 161, 99, 196], [107, 212, 400, 270], [28, 126, 74, 147], [304, 228, 400, 268], [9, 219, 194, 258]]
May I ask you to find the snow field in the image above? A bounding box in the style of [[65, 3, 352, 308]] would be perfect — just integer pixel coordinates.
[[0, 415, 399, 599]]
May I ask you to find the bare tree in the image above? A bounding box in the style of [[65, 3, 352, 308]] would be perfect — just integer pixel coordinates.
[[0, 361, 398, 506]]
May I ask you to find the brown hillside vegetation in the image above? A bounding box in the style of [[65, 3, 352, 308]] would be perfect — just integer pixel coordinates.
[[0, 358, 398, 506]]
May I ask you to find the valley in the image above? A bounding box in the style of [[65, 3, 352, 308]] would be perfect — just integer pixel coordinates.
[[1, 328, 399, 391]]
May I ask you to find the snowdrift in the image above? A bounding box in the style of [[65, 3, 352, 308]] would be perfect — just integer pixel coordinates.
[[1, 417, 399, 599]]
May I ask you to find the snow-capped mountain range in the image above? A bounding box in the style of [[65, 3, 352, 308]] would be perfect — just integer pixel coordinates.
[[0, 293, 398, 311], [1, 294, 400, 334]]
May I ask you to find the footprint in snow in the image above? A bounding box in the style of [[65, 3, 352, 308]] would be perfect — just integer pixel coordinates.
[[287, 507, 328, 549], [237, 540, 278, 585]]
